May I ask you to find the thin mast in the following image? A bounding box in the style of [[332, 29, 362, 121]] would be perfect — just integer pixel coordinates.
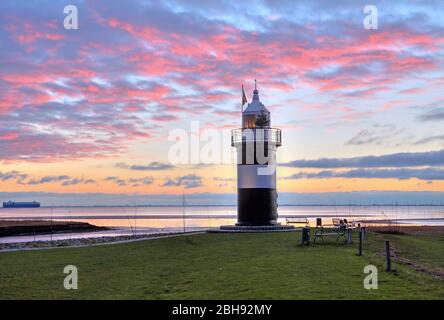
[[182, 193, 186, 233]]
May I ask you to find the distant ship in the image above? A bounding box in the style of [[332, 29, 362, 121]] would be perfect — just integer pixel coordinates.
[[2, 201, 41, 208]]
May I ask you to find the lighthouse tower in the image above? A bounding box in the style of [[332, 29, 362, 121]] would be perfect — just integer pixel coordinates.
[[231, 82, 282, 226]]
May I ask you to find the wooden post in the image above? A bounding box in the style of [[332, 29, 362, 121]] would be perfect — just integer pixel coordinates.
[[347, 228, 352, 244], [358, 228, 363, 256], [385, 240, 392, 272]]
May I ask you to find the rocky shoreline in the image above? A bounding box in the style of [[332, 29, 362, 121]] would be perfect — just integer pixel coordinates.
[[0, 231, 201, 251], [0, 220, 109, 237]]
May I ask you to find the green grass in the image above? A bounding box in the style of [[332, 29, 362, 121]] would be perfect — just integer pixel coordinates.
[[0, 230, 443, 299], [365, 229, 444, 279]]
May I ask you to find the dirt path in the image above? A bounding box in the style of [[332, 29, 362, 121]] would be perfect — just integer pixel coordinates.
[[390, 244, 444, 281]]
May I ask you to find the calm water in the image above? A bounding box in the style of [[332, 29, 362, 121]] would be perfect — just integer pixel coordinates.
[[1, 205, 443, 243]]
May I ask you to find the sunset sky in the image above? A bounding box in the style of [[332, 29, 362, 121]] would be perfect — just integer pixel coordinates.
[[1, 0, 444, 205]]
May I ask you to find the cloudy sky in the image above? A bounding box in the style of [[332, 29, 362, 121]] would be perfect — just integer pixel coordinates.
[[1, 0, 444, 204]]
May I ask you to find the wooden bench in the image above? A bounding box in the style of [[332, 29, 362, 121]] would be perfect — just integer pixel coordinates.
[[314, 225, 347, 244], [286, 217, 309, 227], [328, 218, 356, 228]]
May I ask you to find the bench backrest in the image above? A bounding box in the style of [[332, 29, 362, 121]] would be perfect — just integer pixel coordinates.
[[286, 217, 309, 225], [319, 226, 346, 233]]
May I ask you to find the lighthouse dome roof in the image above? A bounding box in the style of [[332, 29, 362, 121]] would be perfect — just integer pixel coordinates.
[[243, 88, 269, 114]]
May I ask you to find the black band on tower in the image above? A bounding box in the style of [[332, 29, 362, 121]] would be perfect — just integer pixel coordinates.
[[236, 188, 278, 226]]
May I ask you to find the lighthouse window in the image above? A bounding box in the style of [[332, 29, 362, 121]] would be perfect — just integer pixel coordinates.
[[243, 115, 256, 128]]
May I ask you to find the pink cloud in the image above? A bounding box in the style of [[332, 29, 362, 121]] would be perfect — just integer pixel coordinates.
[[1, 4, 443, 162]]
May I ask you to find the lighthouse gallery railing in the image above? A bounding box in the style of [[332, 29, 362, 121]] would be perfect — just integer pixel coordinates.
[[231, 128, 282, 147]]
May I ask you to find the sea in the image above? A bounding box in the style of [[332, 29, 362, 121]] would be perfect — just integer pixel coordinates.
[[1, 205, 443, 244]]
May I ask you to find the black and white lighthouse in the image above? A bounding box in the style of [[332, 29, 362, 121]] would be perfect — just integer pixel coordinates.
[[231, 82, 282, 226]]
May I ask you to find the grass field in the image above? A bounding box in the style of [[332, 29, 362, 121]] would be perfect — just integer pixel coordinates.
[[0, 228, 443, 299]]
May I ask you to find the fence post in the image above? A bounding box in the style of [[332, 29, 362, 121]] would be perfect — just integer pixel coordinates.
[[385, 240, 392, 272], [347, 228, 352, 244], [358, 227, 363, 256]]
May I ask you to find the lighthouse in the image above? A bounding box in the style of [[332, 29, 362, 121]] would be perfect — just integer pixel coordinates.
[[231, 82, 282, 226]]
